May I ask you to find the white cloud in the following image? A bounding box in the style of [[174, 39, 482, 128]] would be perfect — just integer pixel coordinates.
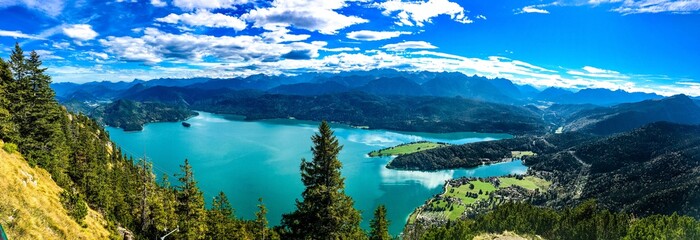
[[52, 41, 71, 49], [0, 0, 65, 17], [381, 41, 437, 51], [99, 28, 327, 63], [171, 0, 247, 10], [346, 30, 411, 41], [156, 10, 247, 30], [372, 0, 473, 26], [259, 24, 310, 43], [520, 6, 550, 14], [33, 50, 63, 60], [50, 42, 700, 96], [242, 0, 368, 34], [567, 66, 629, 79], [521, 0, 700, 15], [0, 29, 45, 40], [150, 0, 167, 7], [612, 0, 700, 14], [86, 51, 109, 60], [62, 24, 98, 41], [476, 15, 487, 20], [322, 47, 360, 52]]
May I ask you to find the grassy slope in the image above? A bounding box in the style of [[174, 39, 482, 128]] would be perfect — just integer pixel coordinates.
[[368, 142, 450, 157], [473, 231, 543, 240], [0, 141, 110, 240], [425, 177, 550, 221], [510, 151, 536, 159]]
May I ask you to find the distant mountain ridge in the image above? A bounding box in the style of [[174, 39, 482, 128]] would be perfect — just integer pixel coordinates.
[[536, 87, 663, 106], [563, 94, 700, 135], [52, 70, 671, 107], [52, 70, 691, 133]]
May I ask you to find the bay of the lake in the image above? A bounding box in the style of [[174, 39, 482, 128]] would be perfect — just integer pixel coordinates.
[[106, 111, 527, 235]]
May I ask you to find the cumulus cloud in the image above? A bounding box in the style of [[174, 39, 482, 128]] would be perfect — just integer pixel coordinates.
[[381, 41, 438, 51], [372, 0, 473, 26], [520, 6, 550, 14], [0, 0, 65, 17], [62, 24, 98, 41], [171, 0, 247, 10], [346, 30, 411, 41], [86, 51, 109, 60], [0, 29, 45, 39], [99, 28, 326, 63], [150, 0, 167, 7], [242, 0, 368, 34], [156, 10, 246, 30], [260, 24, 310, 43], [33, 50, 63, 60]]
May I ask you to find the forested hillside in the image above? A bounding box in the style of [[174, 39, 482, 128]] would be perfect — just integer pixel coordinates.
[[529, 122, 700, 218], [413, 201, 700, 240], [0, 44, 277, 239], [563, 94, 700, 135], [93, 99, 197, 131], [388, 132, 595, 170]]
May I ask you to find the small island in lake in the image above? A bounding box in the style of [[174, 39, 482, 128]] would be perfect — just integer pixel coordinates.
[[368, 141, 450, 157], [182, 122, 191, 127]]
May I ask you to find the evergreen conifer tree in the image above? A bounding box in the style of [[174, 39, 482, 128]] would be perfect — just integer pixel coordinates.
[[0, 57, 17, 142], [281, 121, 364, 239], [369, 205, 391, 240], [176, 159, 208, 239], [207, 191, 235, 240], [255, 198, 270, 240]]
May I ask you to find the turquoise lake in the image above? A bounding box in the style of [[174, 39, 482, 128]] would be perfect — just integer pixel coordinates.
[[106, 112, 527, 235]]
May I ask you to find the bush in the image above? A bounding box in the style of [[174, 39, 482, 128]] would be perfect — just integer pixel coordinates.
[[60, 190, 88, 224], [2, 142, 17, 154]]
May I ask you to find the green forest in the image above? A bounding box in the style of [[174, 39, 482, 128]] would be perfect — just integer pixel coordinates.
[[1, 44, 700, 239]]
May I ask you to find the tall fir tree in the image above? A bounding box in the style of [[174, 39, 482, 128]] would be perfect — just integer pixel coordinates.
[[0, 57, 18, 142], [176, 159, 208, 239], [281, 121, 365, 239], [255, 198, 270, 240], [6, 44, 70, 185], [206, 191, 236, 240], [369, 205, 391, 240], [149, 174, 179, 237]]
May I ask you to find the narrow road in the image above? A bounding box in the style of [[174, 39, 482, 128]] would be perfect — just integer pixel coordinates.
[[569, 151, 590, 199]]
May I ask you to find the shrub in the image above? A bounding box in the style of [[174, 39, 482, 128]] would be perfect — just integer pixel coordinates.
[[2, 142, 17, 154], [60, 190, 88, 224]]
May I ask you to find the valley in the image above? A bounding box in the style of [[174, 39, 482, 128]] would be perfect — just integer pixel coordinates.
[[48, 69, 700, 239], [2, 0, 699, 237], [105, 111, 522, 235]]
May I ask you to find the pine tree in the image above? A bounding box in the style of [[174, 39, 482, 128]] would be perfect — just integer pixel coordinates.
[[255, 198, 270, 240], [150, 174, 178, 237], [281, 121, 364, 239], [369, 205, 391, 240], [176, 159, 208, 239], [0, 57, 18, 142], [207, 191, 235, 240]]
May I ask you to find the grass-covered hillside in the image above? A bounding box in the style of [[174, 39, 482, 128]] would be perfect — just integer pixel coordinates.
[[0, 141, 110, 239]]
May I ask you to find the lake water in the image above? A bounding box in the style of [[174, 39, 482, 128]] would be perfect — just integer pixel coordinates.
[[106, 112, 527, 235]]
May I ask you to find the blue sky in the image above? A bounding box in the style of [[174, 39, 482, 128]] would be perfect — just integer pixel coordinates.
[[0, 0, 699, 96]]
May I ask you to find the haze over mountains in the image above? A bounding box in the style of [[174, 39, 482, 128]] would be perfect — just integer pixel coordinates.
[[52, 69, 696, 135], [52, 70, 666, 106]]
